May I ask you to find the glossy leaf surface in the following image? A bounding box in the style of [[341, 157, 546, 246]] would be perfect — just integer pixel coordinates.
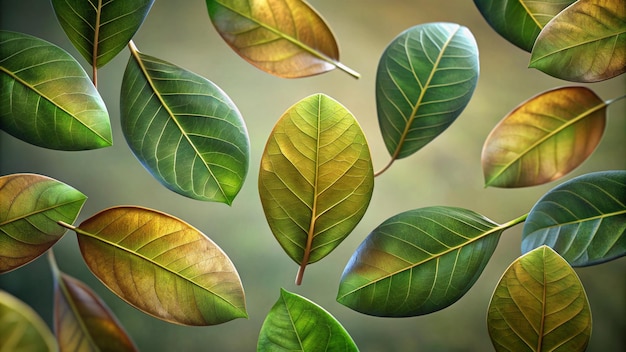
[[0, 173, 86, 273], [488, 246, 591, 351], [377, 22, 479, 167], [0, 31, 112, 150], [69, 206, 247, 326], [259, 93, 374, 284], [121, 43, 249, 204], [51, 253, 137, 352], [522, 170, 626, 266], [337, 206, 504, 317], [474, 0, 575, 51], [482, 87, 606, 188], [0, 290, 56, 352], [258, 288, 358, 352], [530, 0, 626, 82], [51, 0, 154, 69], [206, 0, 358, 78]]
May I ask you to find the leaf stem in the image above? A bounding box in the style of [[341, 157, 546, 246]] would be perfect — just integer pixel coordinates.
[[500, 213, 528, 231], [605, 94, 626, 106], [57, 220, 77, 231], [374, 158, 395, 177]]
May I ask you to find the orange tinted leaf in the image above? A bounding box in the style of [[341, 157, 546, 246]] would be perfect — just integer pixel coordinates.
[[206, 0, 358, 78], [64, 206, 247, 326], [482, 87, 606, 188]]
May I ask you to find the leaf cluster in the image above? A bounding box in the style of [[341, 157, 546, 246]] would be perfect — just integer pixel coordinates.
[[1, 0, 624, 351]]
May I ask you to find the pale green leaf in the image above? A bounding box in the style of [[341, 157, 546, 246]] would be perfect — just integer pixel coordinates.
[[0, 290, 56, 352], [488, 246, 591, 351], [259, 93, 374, 285]]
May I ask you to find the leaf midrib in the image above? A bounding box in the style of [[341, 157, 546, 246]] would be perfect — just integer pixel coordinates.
[[486, 100, 606, 186], [128, 42, 228, 202], [530, 30, 625, 64]]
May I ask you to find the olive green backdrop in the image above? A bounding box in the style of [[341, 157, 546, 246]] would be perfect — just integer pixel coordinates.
[[1, 0, 624, 351]]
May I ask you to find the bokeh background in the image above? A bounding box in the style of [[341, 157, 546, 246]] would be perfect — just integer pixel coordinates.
[[1, 0, 624, 351]]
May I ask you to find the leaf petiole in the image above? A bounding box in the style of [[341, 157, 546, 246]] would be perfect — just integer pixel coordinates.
[[605, 94, 626, 106]]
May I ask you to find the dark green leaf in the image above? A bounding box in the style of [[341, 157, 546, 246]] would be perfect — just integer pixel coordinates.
[[206, 0, 358, 78], [259, 93, 374, 285], [0, 290, 56, 352], [0, 31, 112, 150], [376, 23, 478, 171], [51, 0, 154, 69], [64, 206, 247, 326], [529, 0, 626, 82], [50, 252, 137, 352], [474, 0, 575, 51], [337, 206, 505, 316], [0, 173, 86, 273], [522, 170, 626, 266], [258, 288, 358, 352], [120, 42, 249, 204], [488, 246, 591, 351]]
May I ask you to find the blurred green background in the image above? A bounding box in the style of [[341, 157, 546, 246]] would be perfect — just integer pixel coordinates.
[[1, 0, 624, 351]]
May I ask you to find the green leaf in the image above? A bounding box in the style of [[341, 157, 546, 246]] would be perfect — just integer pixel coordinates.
[[259, 93, 374, 285], [482, 86, 606, 188], [258, 288, 358, 352], [337, 206, 509, 317], [529, 0, 626, 82], [522, 170, 626, 266], [206, 0, 359, 78], [376, 22, 479, 171], [0, 173, 86, 273], [62, 206, 247, 326], [50, 252, 137, 352], [120, 42, 249, 205], [488, 246, 591, 352], [51, 0, 154, 70], [474, 0, 575, 52], [0, 31, 112, 150], [0, 290, 57, 352]]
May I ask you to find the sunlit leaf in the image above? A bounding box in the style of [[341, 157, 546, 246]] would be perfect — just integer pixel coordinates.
[[62, 206, 247, 326], [258, 288, 358, 352], [482, 86, 606, 188], [488, 246, 591, 351], [522, 170, 626, 266], [0, 290, 57, 352], [529, 0, 626, 82], [376, 22, 479, 173], [337, 206, 512, 317], [51, 0, 154, 74], [259, 93, 373, 285], [0, 31, 112, 150], [50, 252, 137, 352], [474, 0, 575, 51], [206, 0, 359, 78], [120, 42, 249, 205], [0, 173, 86, 273]]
